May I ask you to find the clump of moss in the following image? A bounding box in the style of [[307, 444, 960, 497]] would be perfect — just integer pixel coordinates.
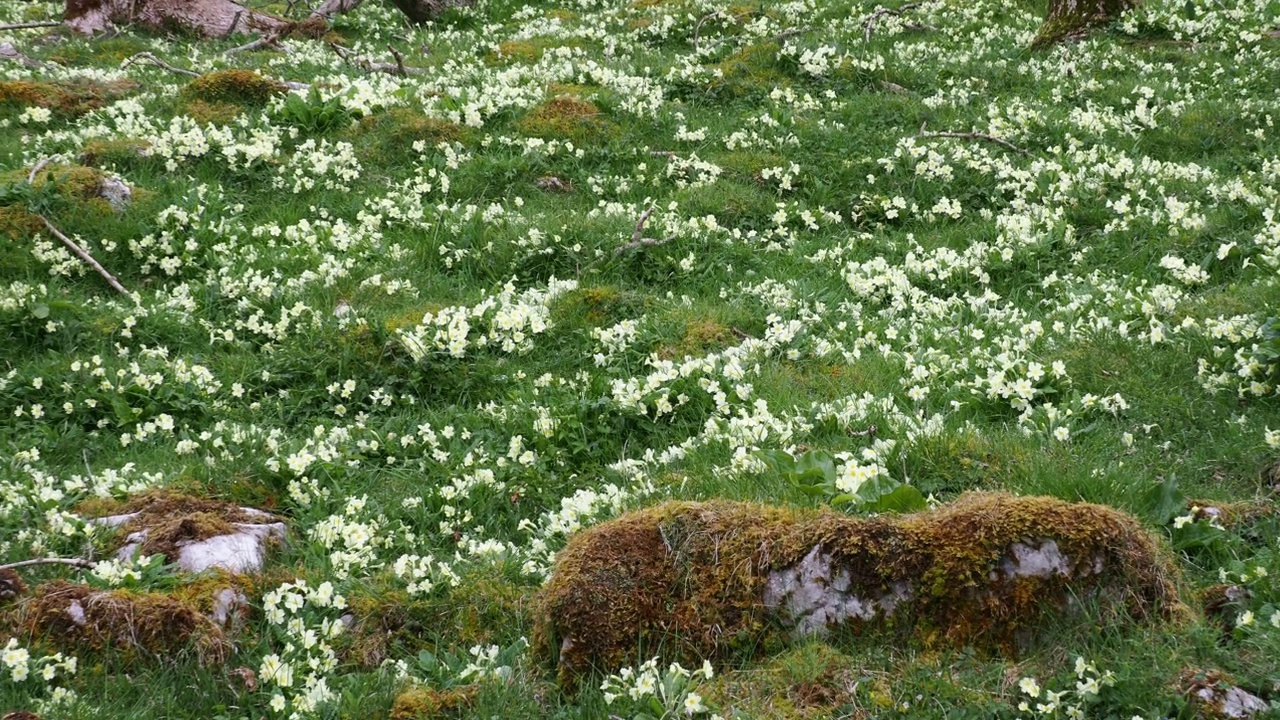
[[22, 580, 230, 664], [515, 96, 617, 144], [181, 99, 243, 126], [359, 109, 470, 154], [705, 42, 788, 99], [549, 286, 645, 330], [390, 685, 478, 719], [535, 493, 1180, 683], [181, 69, 286, 107], [79, 138, 151, 168], [0, 205, 42, 240], [705, 643, 857, 718], [658, 320, 733, 360], [103, 490, 280, 567], [0, 79, 138, 118], [486, 39, 545, 65]]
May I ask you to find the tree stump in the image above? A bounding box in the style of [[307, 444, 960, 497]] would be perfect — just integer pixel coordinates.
[[1032, 0, 1141, 48]]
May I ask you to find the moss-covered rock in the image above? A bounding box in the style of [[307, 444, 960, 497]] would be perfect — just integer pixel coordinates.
[[21, 580, 231, 664], [535, 493, 1180, 682], [389, 685, 477, 719]]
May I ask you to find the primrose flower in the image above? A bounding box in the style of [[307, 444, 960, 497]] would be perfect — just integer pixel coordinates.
[[1018, 677, 1041, 698]]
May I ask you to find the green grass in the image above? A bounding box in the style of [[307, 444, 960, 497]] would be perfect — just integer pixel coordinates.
[[2, 0, 1280, 717]]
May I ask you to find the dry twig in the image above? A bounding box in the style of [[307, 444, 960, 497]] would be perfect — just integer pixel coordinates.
[[863, 1, 921, 42], [37, 215, 132, 296], [0, 557, 95, 572], [691, 10, 720, 51], [224, 32, 289, 55], [613, 206, 677, 255], [0, 20, 61, 31], [919, 122, 1029, 156], [328, 42, 426, 75], [27, 156, 56, 184], [121, 51, 200, 77]]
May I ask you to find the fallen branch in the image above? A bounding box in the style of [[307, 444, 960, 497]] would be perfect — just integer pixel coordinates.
[[328, 41, 426, 75], [0, 557, 95, 572], [224, 31, 289, 55], [690, 10, 720, 51], [223, 9, 244, 37], [773, 26, 814, 42], [919, 122, 1029, 156], [37, 215, 132, 296], [121, 51, 200, 77], [0, 20, 62, 31], [27, 155, 56, 184], [863, 1, 921, 43], [613, 205, 677, 255]]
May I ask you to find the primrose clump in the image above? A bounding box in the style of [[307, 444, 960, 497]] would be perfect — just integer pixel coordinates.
[[535, 493, 1179, 682], [181, 69, 286, 106], [515, 96, 617, 144]]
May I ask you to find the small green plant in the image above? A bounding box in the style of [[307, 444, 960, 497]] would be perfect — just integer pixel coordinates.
[[756, 446, 926, 512], [274, 87, 354, 135], [1254, 317, 1280, 381]]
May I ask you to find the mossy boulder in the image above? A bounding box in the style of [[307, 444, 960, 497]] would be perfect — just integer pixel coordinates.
[[21, 580, 231, 664], [535, 493, 1180, 681], [390, 685, 478, 719]]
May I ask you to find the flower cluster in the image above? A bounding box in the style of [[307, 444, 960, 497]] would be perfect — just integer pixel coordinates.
[[600, 657, 720, 719]]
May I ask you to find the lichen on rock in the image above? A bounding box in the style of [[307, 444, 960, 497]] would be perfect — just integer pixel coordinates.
[[534, 493, 1180, 682]]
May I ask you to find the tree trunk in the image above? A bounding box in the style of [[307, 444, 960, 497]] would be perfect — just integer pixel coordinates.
[[387, 0, 475, 23], [65, 0, 288, 36], [1032, 0, 1140, 48]]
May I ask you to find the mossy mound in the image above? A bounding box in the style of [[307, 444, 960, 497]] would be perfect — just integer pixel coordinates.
[[704, 42, 788, 99], [515, 96, 618, 145], [79, 138, 151, 168], [181, 99, 243, 126], [704, 642, 858, 718], [657, 319, 735, 360], [389, 685, 478, 719], [356, 109, 471, 162], [0, 78, 139, 118], [20, 580, 231, 664], [181, 69, 286, 107], [535, 493, 1179, 681]]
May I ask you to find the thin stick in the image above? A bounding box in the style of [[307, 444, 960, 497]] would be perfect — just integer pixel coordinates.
[[691, 10, 719, 51], [387, 43, 406, 77], [37, 215, 131, 296], [27, 156, 55, 184], [773, 26, 813, 42], [224, 32, 286, 55], [224, 10, 243, 37], [121, 51, 199, 77], [863, 2, 921, 43], [0, 557, 95, 572], [919, 122, 1029, 156], [0, 20, 62, 31], [631, 206, 655, 246]]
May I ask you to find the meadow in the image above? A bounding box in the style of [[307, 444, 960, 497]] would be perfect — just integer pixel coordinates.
[[1, 0, 1280, 716]]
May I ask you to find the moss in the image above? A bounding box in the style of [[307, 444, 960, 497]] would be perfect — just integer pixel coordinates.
[[22, 580, 230, 664], [389, 685, 478, 719], [0, 79, 138, 118], [101, 490, 279, 566], [549, 286, 646, 330], [0, 205, 43, 240], [705, 643, 857, 718], [1031, 0, 1139, 48], [486, 39, 545, 65], [138, 512, 239, 563], [515, 96, 618, 145], [181, 99, 243, 126], [535, 493, 1180, 683], [360, 109, 471, 150], [181, 69, 286, 107], [705, 42, 788, 99], [658, 320, 733, 360], [79, 138, 151, 168]]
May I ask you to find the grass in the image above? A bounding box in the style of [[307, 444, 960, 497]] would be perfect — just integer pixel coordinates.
[[1, 0, 1280, 717]]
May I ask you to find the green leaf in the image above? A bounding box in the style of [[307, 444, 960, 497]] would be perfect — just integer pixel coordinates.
[[417, 650, 438, 673], [110, 395, 136, 424], [868, 485, 927, 513], [31, 303, 50, 319], [1141, 476, 1185, 525]]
